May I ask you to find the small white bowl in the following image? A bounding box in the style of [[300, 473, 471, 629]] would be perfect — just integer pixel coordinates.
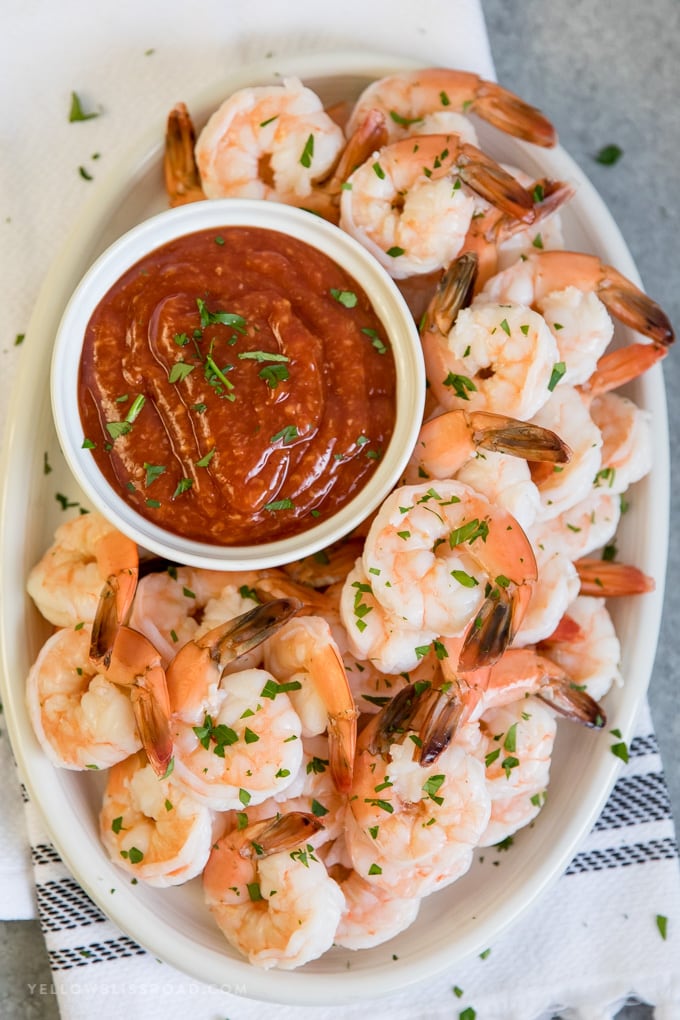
[[51, 199, 425, 569]]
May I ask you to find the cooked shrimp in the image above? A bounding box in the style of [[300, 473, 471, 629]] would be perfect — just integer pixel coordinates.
[[166, 599, 305, 810], [512, 543, 580, 647], [447, 646, 607, 729], [331, 865, 421, 950], [345, 632, 440, 715], [530, 489, 621, 561], [262, 615, 358, 793], [129, 566, 236, 665], [100, 750, 215, 887], [346, 684, 490, 899], [422, 294, 561, 420], [494, 168, 569, 271], [26, 511, 138, 658], [203, 812, 344, 970], [404, 408, 570, 486], [281, 536, 364, 588], [529, 385, 603, 521], [339, 133, 534, 279], [130, 565, 283, 672], [478, 250, 674, 384], [346, 68, 556, 147], [354, 480, 538, 671], [170, 664, 303, 811], [340, 559, 440, 674], [590, 391, 653, 495], [475, 696, 556, 846], [245, 734, 348, 846], [539, 596, 622, 702], [26, 624, 155, 771], [454, 451, 542, 532], [466, 172, 573, 289], [194, 77, 345, 205]]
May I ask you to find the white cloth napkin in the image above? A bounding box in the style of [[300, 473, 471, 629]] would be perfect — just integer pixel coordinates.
[[1, 1, 680, 1018]]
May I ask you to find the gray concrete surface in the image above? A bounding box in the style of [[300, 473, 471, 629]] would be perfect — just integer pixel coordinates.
[[1, 2, 677, 1018]]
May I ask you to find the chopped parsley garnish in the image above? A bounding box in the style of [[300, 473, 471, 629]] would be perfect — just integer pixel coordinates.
[[422, 774, 445, 805], [260, 678, 302, 699], [196, 298, 246, 333], [168, 362, 196, 383], [172, 478, 193, 498], [144, 463, 166, 486], [300, 134, 314, 168], [451, 569, 478, 588], [264, 498, 295, 512], [196, 448, 216, 468], [330, 288, 358, 308], [443, 372, 477, 400], [547, 362, 566, 391], [270, 425, 299, 445], [69, 92, 100, 122], [594, 143, 623, 166]]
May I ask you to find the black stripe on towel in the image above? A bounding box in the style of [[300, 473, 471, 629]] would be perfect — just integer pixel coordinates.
[[594, 772, 672, 831], [36, 878, 107, 932], [628, 733, 659, 758], [566, 836, 679, 875], [48, 936, 147, 971], [32, 842, 64, 866]]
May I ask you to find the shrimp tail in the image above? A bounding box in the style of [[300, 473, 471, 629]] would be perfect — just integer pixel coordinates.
[[104, 625, 173, 776], [129, 675, 174, 777], [457, 587, 516, 671], [417, 686, 465, 764], [200, 597, 304, 667], [596, 284, 674, 350], [327, 709, 358, 794], [473, 80, 557, 147], [583, 343, 667, 397], [536, 680, 606, 728], [469, 411, 572, 463], [576, 559, 656, 596], [241, 812, 324, 858], [370, 682, 463, 765], [420, 251, 478, 338], [89, 568, 137, 667], [311, 642, 358, 795], [458, 147, 535, 221], [164, 102, 205, 207], [333, 108, 389, 183]]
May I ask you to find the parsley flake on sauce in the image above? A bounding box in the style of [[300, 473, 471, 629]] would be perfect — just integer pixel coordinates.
[[270, 425, 299, 445], [168, 362, 195, 383], [264, 498, 295, 512], [196, 298, 247, 333], [330, 288, 358, 308], [144, 463, 166, 486]]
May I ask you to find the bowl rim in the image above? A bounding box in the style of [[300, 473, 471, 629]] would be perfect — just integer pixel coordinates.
[[50, 198, 426, 568]]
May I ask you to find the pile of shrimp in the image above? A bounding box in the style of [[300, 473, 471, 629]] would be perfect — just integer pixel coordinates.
[[26, 67, 675, 971]]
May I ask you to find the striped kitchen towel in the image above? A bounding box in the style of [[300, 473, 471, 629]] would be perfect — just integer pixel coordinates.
[[20, 697, 680, 1020]]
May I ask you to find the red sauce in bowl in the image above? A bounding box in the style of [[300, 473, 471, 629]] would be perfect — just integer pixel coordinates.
[[78, 225, 397, 545]]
